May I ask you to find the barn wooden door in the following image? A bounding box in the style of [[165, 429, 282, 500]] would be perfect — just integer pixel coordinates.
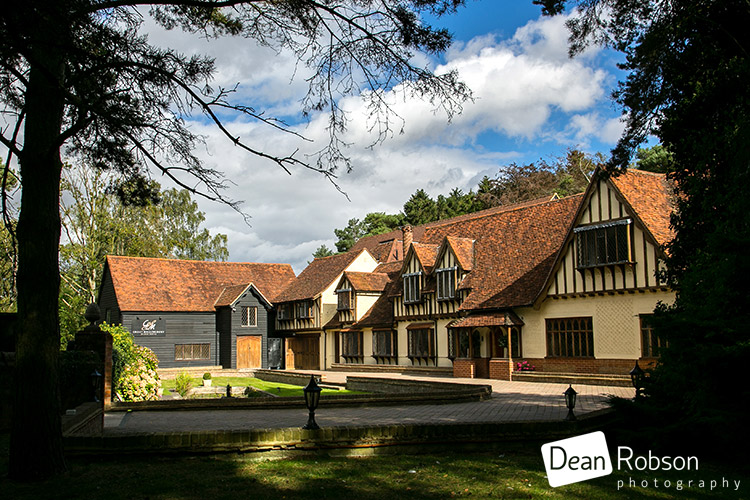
[[286, 335, 320, 370], [237, 336, 261, 369]]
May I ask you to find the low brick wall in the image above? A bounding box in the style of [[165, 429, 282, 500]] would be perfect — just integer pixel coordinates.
[[345, 376, 491, 397], [514, 358, 651, 375], [489, 359, 512, 380], [254, 369, 319, 386], [64, 409, 618, 456], [62, 402, 103, 436]]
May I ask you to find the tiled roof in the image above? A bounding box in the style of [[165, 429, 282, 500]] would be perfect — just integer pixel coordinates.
[[410, 243, 440, 273], [419, 195, 584, 310], [274, 250, 364, 303], [344, 272, 391, 292], [105, 256, 295, 312], [351, 227, 426, 259], [610, 169, 675, 247], [448, 311, 524, 328], [445, 236, 475, 271], [213, 283, 273, 308], [214, 284, 253, 308]]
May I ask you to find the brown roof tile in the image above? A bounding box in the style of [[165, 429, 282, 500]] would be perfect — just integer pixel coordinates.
[[448, 311, 524, 328], [344, 272, 391, 292], [106, 256, 295, 312], [410, 243, 440, 273], [417, 195, 584, 310], [274, 250, 365, 303], [445, 236, 475, 271], [610, 169, 675, 247]]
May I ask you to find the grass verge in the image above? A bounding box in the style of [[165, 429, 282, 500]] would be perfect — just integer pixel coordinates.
[[1, 434, 747, 499], [160, 376, 358, 398]]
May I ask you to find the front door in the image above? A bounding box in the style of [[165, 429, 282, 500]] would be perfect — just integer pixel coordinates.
[[237, 335, 262, 369]]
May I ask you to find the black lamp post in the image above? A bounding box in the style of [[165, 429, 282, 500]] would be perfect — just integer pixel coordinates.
[[90, 369, 103, 402], [302, 375, 322, 430], [564, 384, 577, 421], [630, 361, 645, 400]]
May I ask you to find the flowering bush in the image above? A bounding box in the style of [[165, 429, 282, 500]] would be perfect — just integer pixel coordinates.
[[515, 360, 536, 372], [101, 322, 161, 401]]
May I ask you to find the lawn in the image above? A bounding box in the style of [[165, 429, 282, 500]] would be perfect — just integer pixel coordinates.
[[1, 435, 747, 500], [160, 376, 358, 398]]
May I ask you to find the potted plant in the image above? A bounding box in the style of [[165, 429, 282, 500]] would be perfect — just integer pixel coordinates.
[[202, 372, 212, 387]]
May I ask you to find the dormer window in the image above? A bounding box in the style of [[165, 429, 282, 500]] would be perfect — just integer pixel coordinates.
[[403, 272, 422, 303], [575, 219, 632, 269], [436, 267, 457, 300], [337, 288, 352, 311], [296, 300, 312, 319]]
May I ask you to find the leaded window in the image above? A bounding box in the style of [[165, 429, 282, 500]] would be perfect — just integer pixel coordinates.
[[575, 219, 632, 268], [403, 272, 422, 303], [337, 288, 352, 311], [372, 330, 397, 361], [241, 306, 257, 327], [341, 331, 363, 362], [175, 343, 210, 361], [407, 328, 434, 360], [640, 315, 667, 357], [436, 267, 457, 300], [546, 317, 594, 357], [296, 300, 312, 319]]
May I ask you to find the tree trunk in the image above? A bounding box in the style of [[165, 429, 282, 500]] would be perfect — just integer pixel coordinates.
[[9, 21, 68, 480]]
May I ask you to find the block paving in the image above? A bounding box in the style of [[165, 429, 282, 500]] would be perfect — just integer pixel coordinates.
[[104, 370, 633, 435]]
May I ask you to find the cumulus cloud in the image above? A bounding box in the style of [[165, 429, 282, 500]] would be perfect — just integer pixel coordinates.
[[141, 12, 620, 272]]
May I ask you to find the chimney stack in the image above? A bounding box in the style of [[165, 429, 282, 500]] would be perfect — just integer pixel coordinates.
[[402, 225, 413, 258]]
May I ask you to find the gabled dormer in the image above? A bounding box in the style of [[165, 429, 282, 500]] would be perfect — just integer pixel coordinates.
[[393, 242, 438, 318], [334, 271, 390, 325], [539, 169, 674, 302], [433, 236, 474, 303]]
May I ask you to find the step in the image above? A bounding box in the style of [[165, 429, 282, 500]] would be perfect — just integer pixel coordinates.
[[512, 371, 632, 387]]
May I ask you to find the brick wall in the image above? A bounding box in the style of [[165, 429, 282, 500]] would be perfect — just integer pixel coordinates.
[[489, 359, 512, 380], [453, 359, 476, 378], [512, 357, 656, 375]]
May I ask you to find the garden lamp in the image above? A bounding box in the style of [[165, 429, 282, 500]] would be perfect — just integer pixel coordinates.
[[630, 361, 645, 400], [302, 375, 322, 430], [564, 384, 577, 421]]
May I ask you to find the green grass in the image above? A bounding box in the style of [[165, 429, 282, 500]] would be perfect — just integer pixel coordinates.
[[1, 435, 747, 500], [160, 377, 358, 398]]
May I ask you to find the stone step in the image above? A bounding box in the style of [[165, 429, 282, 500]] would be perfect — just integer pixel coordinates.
[[512, 371, 632, 387], [330, 363, 453, 377]]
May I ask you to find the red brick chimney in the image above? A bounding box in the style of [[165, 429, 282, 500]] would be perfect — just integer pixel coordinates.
[[402, 225, 413, 258]]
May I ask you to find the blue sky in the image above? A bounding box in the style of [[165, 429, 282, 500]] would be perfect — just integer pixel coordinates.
[[140, 2, 628, 272]]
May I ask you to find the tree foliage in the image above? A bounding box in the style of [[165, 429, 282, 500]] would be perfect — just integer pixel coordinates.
[[329, 149, 599, 253], [1, 1, 470, 479], [58, 164, 228, 346], [545, 0, 750, 454]]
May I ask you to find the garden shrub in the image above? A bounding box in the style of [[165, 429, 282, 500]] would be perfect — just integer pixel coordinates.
[[101, 322, 161, 401], [174, 372, 193, 397]]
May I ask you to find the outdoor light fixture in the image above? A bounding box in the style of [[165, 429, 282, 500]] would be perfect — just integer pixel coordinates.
[[302, 375, 322, 430], [564, 384, 577, 421], [90, 369, 103, 402], [630, 361, 645, 400]]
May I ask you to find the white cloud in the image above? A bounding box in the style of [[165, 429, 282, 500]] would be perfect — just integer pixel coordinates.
[[141, 11, 621, 272]]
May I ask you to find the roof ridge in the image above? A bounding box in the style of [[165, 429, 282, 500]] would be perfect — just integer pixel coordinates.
[[106, 255, 291, 267], [425, 193, 584, 229]]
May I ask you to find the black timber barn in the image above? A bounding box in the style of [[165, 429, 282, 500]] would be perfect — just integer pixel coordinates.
[[97, 256, 296, 369]]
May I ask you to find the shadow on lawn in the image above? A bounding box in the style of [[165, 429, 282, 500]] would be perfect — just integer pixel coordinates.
[[1, 432, 748, 500]]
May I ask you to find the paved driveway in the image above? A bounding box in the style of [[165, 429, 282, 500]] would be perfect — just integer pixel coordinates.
[[104, 371, 633, 434]]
